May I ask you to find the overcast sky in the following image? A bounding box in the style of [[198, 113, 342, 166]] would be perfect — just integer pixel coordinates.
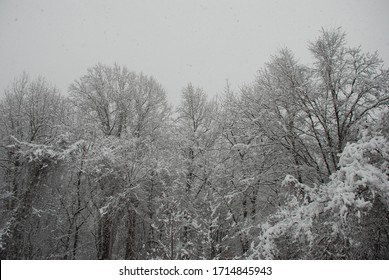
[[1, 0, 388, 105]]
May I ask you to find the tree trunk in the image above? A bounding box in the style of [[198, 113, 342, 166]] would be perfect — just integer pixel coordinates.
[[124, 209, 136, 259], [97, 215, 113, 260], [0, 162, 45, 259]]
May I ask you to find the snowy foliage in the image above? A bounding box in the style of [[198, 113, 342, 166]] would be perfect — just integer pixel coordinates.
[[1, 29, 388, 260], [249, 118, 389, 259], [8, 135, 86, 163]]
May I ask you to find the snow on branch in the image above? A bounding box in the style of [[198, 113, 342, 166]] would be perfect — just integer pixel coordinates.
[[7, 135, 86, 163]]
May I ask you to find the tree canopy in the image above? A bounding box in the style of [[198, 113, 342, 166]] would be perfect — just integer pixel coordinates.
[[0, 28, 388, 260]]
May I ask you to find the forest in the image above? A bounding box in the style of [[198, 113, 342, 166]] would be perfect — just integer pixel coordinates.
[[0, 28, 388, 260]]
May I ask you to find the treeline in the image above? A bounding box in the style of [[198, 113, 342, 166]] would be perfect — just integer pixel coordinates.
[[0, 28, 388, 259]]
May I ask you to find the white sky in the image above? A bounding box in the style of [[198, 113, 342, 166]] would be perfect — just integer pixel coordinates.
[[0, 0, 388, 105]]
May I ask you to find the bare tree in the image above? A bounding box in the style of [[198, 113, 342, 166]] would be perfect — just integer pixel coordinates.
[[306, 27, 389, 173]]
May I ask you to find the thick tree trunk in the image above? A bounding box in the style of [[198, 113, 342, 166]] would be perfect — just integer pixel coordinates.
[[97, 215, 113, 260], [124, 209, 136, 259]]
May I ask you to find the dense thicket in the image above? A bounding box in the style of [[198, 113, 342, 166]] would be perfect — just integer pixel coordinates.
[[1, 28, 388, 259]]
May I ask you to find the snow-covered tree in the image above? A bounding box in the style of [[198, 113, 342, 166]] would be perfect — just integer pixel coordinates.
[[1, 27, 388, 260], [249, 109, 389, 259]]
